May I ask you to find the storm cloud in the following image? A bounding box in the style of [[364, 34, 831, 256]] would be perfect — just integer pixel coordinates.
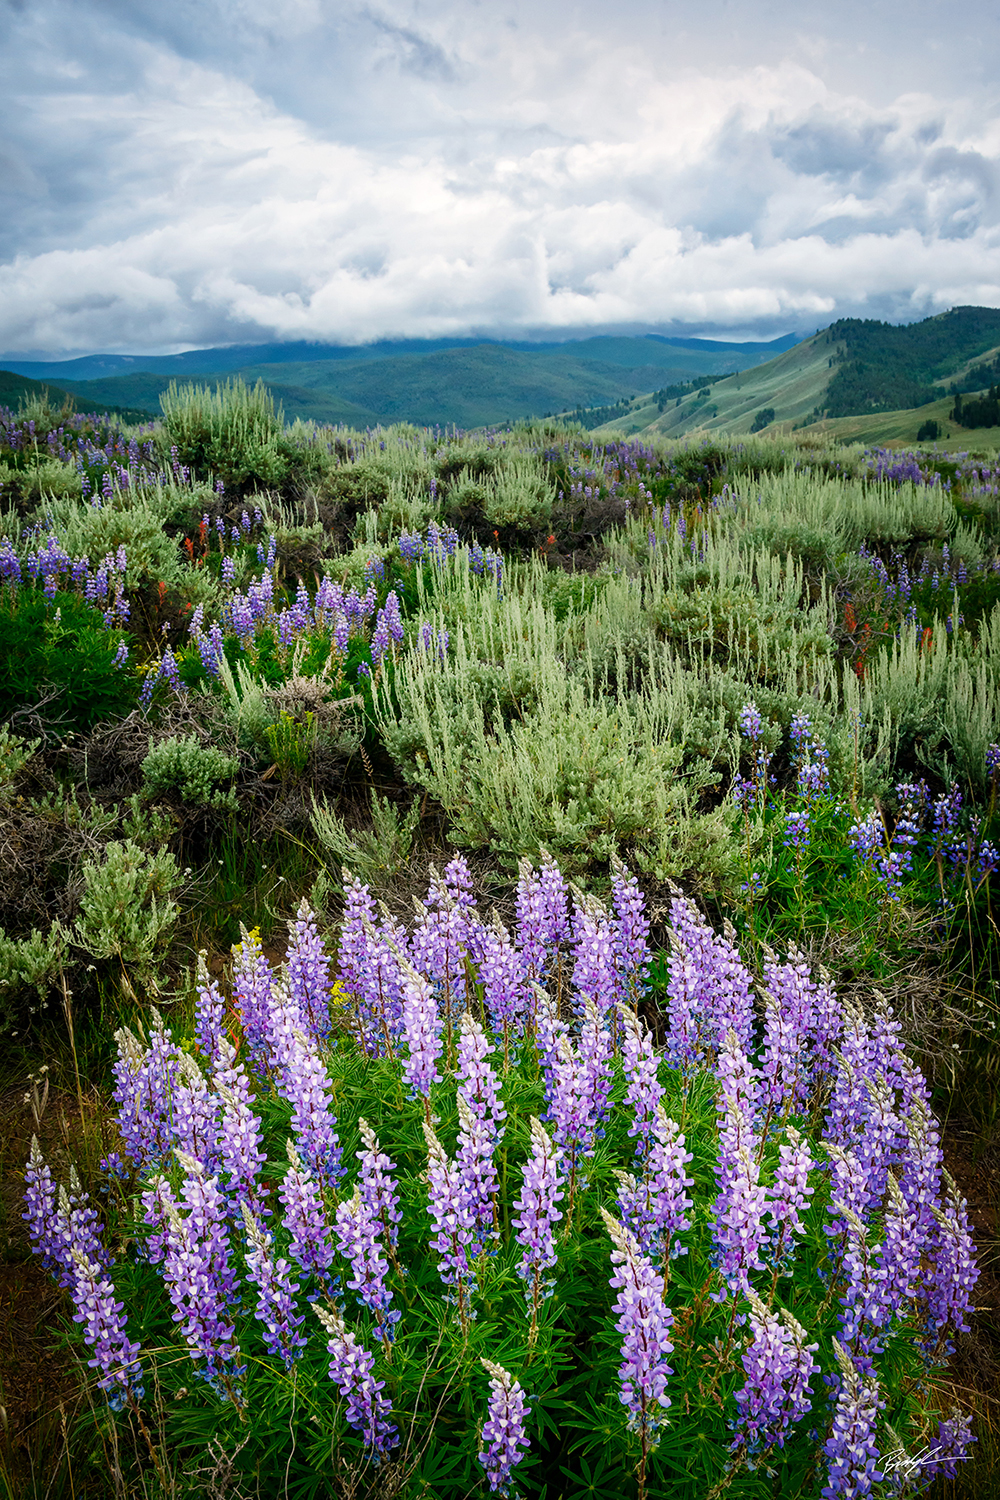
[[1, 0, 998, 354]]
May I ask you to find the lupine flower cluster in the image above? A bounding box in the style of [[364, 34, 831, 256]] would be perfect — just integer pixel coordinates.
[[848, 769, 1000, 900], [25, 859, 979, 1496]]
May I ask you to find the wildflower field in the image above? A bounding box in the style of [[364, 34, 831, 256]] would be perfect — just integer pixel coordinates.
[[1, 379, 999, 1499]]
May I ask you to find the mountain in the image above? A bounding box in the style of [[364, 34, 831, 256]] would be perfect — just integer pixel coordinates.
[[590, 307, 1000, 440], [0, 367, 153, 423], [21, 334, 801, 429], [0, 331, 800, 386]]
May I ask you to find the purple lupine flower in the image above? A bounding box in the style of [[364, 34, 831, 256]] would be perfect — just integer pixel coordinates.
[[23, 1136, 61, 1275], [382, 588, 404, 644], [153, 1152, 243, 1395], [821, 1340, 883, 1499], [516, 854, 569, 988], [731, 1289, 818, 1457], [232, 925, 275, 1070], [357, 1118, 402, 1250], [423, 1121, 477, 1321], [334, 1186, 398, 1341], [512, 1116, 564, 1330], [269, 988, 343, 1185], [579, 998, 614, 1134], [711, 1034, 767, 1297], [618, 1005, 663, 1155], [241, 1204, 306, 1368], [214, 1039, 267, 1214], [411, 873, 471, 1023], [765, 1127, 814, 1273], [920, 1172, 979, 1356], [399, 960, 442, 1102], [315, 1303, 399, 1458], [616, 1106, 694, 1265], [286, 899, 334, 1044], [112, 1015, 184, 1170], [790, 714, 830, 803], [610, 855, 650, 1008], [456, 1011, 507, 1250], [600, 1209, 674, 1443], [194, 954, 226, 1065], [921, 1409, 976, 1483], [68, 1243, 145, 1409], [279, 1140, 335, 1284], [664, 895, 755, 1069], [477, 923, 529, 1058], [478, 1359, 532, 1495], [171, 1052, 220, 1171], [369, 608, 391, 668], [783, 810, 812, 854], [571, 895, 619, 1018]]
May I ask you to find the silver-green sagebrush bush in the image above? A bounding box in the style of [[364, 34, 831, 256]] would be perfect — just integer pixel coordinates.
[[73, 839, 181, 973], [25, 861, 977, 1499]]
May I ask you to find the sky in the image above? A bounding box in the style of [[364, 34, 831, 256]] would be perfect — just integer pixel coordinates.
[[1, 0, 999, 356]]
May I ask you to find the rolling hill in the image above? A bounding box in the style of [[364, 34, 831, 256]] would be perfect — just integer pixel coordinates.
[[0, 332, 800, 430], [590, 306, 1000, 444]]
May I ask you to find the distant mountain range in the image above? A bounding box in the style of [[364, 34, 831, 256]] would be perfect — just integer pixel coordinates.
[[3, 309, 1000, 439], [0, 332, 800, 430]]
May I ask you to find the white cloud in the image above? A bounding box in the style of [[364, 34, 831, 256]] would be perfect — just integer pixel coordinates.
[[0, 0, 998, 352]]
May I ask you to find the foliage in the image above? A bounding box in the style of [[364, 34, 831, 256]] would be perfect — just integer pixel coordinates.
[[141, 734, 239, 811], [23, 865, 979, 1499], [0, 586, 139, 730], [72, 839, 181, 975]]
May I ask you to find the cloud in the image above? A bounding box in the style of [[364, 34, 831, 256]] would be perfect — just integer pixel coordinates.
[[0, 0, 998, 352]]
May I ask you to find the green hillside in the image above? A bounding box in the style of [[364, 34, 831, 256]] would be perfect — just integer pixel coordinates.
[[589, 306, 1000, 442], [0, 367, 150, 423], [30, 336, 796, 430]]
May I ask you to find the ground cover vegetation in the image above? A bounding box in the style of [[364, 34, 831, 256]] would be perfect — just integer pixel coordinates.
[[1, 379, 1000, 1499]]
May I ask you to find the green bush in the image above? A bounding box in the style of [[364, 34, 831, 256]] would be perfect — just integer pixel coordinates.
[[73, 839, 181, 975], [141, 734, 240, 810], [0, 587, 139, 729], [159, 379, 289, 491]]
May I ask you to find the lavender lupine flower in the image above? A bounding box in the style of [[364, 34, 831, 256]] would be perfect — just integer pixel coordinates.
[[618, 1005, 664, 1155], [790, 714, 830, 803], [411, 872, 471, 1022], [610, 854, 651, 1008], [763, 948, 837, 1101], [615, 1106, 694, 1265], [214, 1040, 266, 1215], [154, 1152, 243, 1395], [515, 855, 569, 989], [821, 1340, 883, 1499], [920, 1172, 979, 1356], [315, 1303, 399, 1459], [171, 1051, 220, 1171], [423, 1122, 477, 1321], [570, 895, 619, 1019], [578, 998, 614, 1135], [765, 1127, 814, 1273], [731, 1289, 818, 1457], [478, 1359, 532, 1496], [456, 1011, 507, 1249], [279, 1140, 335, 1284], [783, 810, 812, 854], [477, 921, 530, 1056], [23, 1136, 61, 1275], [664, 895, 755, 1069], [600, 1209, 674, 1444], [194, 955, 226, 1064], [338, 880, 405, 1057], [286, 899, 334, 1044], [232, 925, 275, 1071], [112, 1014, 184, 1170], [357, 1119, 402, 1250], [399, 960, 442, 1102], [333, 1186, 397, 1341], [921, 1408, 976, 1482], [241, 1203, 306, 1368], [69, 1244, 145, 1409], [269, 989, 343, 1185], [512, 1117, 564, 1328], [711, 1034, 767, 1298]]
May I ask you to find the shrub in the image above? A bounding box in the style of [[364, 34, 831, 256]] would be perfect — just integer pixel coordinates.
[[72, 839, 181, 974], [141, 734, 239, 811], [159, 379, 289, 491], [0, 587, 139, 730]]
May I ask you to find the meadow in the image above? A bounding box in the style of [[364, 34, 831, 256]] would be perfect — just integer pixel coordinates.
[[1, 379, 999, 1499]]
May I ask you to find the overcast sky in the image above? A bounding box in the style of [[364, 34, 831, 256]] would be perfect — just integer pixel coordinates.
[[1, 0, 999, 355]]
